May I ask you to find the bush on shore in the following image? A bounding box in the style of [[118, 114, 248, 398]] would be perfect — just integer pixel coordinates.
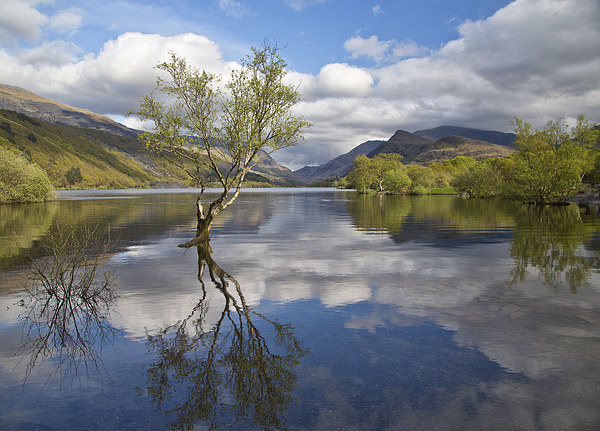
[[0, 147, 55, 203]]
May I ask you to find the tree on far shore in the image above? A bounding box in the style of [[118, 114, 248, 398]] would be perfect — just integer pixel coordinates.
[[508, 116, 597, 204]]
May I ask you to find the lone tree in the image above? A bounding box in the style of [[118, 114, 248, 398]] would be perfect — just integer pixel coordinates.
[[131, 42, 310, 246]]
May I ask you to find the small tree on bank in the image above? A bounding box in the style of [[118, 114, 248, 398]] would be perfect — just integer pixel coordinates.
[[131, 42, 310, 246]]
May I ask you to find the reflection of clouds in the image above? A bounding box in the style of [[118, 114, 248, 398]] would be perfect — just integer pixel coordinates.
[[318, 279, 372, 307]]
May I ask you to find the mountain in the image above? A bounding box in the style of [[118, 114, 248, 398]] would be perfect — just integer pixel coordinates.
[[293, 139, 384, 184], [294, 127, 516, 185], [0, 84, 138, 137], [414, 125, 516, 147], [366, 129, 434, 163], [0, 108, 185, 188], [412, 135, 514, 164], [0, 84, 295, 187]]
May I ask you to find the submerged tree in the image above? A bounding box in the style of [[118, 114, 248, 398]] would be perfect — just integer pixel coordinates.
[[17, 224, 118, 384], [131, 42, 310, 246], [145, 244, 308, 430]]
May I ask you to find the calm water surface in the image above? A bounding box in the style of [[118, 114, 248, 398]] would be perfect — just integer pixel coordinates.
[[1, 189, 600, 430]]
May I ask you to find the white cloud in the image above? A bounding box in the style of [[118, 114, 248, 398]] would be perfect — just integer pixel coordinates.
[[0, 0, 598, 170], [344, 35, 429, 63], [0, 32, 232, 115], [0, 0, 48, 44], [285, 0, 328, 12], [372, 5, 382, 16], [18, 40, 82, 66], [49, 7, 83, 34], [218, 0, 253, 19], [315, 63, 374, 97]]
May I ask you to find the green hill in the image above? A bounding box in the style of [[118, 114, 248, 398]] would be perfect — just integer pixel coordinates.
[[0, 109, 188, 189]]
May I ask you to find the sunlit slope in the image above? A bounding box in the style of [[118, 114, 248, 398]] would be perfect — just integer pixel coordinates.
[[0, 109, 187, 188]]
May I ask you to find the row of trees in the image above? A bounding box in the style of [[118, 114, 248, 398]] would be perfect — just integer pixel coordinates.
[[345, 116, 600, 204]]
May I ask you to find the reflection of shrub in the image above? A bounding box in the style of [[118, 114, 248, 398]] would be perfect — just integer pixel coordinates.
[[0, 147, 55, 203]]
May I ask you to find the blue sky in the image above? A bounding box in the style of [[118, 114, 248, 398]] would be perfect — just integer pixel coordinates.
[[1, 0, 599, 169]]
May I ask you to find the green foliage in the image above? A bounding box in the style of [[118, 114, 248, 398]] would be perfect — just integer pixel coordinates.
[[65, 166, 83, 186], [0, 147, 55, 203], [407, 165, 435, 194], [347, 153, 406, 193], [583, 148, 600, 183], [508, 116, 596, 204], [452, 159, 505, 198], [130, 41, 310, 241], [346, 155, 376, 193], [382, 168, 412, 194]]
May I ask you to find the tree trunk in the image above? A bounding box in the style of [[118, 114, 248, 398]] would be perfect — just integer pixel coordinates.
[[179, 182, 244, 248], [178, 197, 214, 248]]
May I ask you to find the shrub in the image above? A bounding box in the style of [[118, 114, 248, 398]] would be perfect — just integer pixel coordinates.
[[65, 166, 83, 186], [382, 168, 412, 194], [0, 147, 55, 203]]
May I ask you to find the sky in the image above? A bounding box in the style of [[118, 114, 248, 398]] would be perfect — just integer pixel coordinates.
[[0, 0, 599, 170]]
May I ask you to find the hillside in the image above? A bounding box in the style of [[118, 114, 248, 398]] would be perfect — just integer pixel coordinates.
[[366, 130, 435, 162], [0, 85, 296, 188], [412, 135, 514, 164], [294, 139, 384, 184], [414, 125, 516, 147], [0, 84, 137, 137], [0, 109, 186, 188]]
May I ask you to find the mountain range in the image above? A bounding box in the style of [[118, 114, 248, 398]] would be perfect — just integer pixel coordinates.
[[293, 127, 515, 184], [1, 83, 517, 187]]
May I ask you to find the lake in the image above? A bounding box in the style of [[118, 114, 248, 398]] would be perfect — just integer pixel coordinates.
[[1, 188, 600, 430]]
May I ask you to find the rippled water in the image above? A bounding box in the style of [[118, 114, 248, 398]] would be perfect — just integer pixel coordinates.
[[1, 189, 600, 430]]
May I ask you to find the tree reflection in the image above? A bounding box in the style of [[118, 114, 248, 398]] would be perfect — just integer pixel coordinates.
[[509, 204, 600, 292], [145, 243, 308, 430], [17, 224, 118, 384]]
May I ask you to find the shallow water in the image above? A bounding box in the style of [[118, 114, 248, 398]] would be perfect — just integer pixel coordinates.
[[1, 189, 600, 430]]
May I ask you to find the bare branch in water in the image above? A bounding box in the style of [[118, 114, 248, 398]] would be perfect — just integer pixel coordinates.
[[17, 223, 118, 386]]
